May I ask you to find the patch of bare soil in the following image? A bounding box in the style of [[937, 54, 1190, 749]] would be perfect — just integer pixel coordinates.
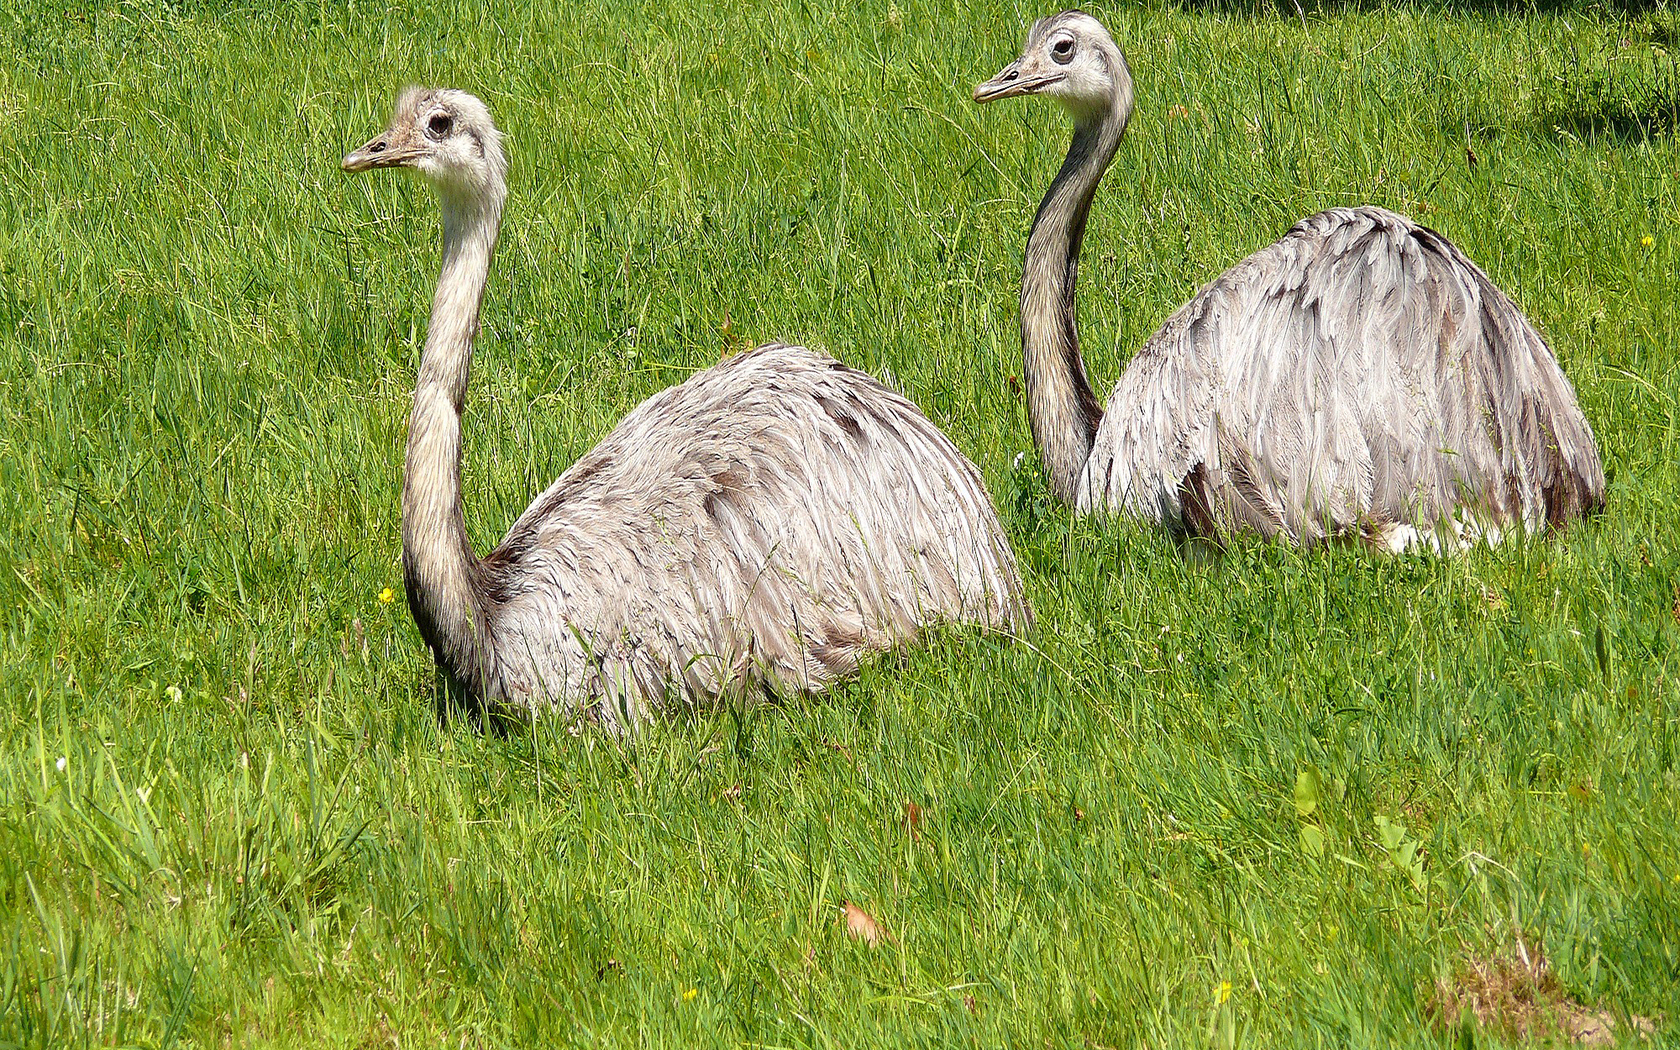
[[1428, 936, 1655, 1046]]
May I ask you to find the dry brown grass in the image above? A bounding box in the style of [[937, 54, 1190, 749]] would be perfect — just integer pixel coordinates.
[[1429, 935, 1655, 1046]]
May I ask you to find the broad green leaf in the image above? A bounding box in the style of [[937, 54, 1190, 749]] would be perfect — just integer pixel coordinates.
[[1293, 768, 1323, 818], [1300, 825, 1326, 858], [1375, 814, 1405, 852]]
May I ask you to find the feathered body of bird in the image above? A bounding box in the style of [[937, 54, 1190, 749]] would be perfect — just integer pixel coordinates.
[[976, 12, 1603, 550], [343, 88, 1028, 730]]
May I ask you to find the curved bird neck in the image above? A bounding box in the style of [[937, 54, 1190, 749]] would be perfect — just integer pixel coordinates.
[[1021, 103, 1128, 504], [403, 183, 504, 694]]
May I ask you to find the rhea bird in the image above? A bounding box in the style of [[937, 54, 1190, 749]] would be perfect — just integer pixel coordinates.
[[974, 12, 1604, 550], [341, 87, 1029, 730]]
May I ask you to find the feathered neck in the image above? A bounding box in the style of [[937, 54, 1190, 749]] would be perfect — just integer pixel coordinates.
[[1020, 93, 1129, 504], [402, 179, 505, 696]]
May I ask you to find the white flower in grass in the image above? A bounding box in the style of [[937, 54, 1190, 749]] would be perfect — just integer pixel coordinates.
[[55, 756, 66, 773], [165, 685, 183, 704]]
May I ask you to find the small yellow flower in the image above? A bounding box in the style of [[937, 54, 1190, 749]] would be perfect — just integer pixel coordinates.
[[1641, 235, 1654, 247], [379, 587, 395, 604], [1217, 980, 1232, 1004], [682, 988, 698, 1002]]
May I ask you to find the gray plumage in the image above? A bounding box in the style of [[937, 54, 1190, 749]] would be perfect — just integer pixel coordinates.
[[976, 12, 1604, 550], [342, 88, 1028, 730]]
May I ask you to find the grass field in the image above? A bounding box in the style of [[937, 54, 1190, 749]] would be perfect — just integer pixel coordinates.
[[2, 0, 1678, 1044]]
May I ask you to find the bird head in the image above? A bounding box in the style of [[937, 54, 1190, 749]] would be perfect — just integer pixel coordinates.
[[342, 87, 507, 207], [973, 11, 1132, 128]]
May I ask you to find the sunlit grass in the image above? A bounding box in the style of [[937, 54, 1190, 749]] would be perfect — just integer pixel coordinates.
[[1, 0, 1677, 1045]]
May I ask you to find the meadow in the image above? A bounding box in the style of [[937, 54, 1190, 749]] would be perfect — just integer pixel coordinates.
[[2, 0, 1678, 1044]]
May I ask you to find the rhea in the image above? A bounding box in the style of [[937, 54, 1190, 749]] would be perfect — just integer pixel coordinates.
[[975, 12, 1603, 549], [341, 88, 1029, 730]]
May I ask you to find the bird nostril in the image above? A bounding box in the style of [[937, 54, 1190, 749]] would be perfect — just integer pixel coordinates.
[[1004, 69, 1018, 81], [371, 140, 386, 152]]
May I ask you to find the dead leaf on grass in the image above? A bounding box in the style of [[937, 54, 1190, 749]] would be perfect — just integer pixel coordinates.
[[840, 901, 885, 947], [1480, 583, 1506, 612]]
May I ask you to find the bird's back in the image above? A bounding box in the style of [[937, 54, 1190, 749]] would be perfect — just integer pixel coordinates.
[[1082, 206, 1604, 547], [477, 343, 1029, 728]]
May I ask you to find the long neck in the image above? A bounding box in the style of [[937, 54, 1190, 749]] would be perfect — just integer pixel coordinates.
[[1021, 103, 1128, 504], [403, 186, 503, 694]]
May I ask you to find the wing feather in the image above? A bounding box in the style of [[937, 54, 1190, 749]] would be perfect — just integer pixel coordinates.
[[1082, 206, 1603, 546], [481, 344, 1029, 729]]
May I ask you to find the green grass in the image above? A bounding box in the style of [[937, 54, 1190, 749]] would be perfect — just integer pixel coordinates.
[[2, 0, 1678, 1044]]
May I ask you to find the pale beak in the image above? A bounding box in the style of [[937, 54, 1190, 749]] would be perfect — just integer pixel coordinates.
[[342, 130, 415, 172], [973, 61, 1065, 103]]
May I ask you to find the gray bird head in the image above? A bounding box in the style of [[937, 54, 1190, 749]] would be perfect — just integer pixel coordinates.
[[973, 11, 1132, 128], [342, 87, 507, 206]]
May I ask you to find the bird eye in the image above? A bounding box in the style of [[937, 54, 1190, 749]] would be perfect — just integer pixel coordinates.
[[426, 113, 453, 138], [1051, 37, 1075, 63]]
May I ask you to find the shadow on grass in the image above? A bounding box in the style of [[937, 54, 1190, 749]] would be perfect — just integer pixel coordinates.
[[423, 665, 513, 736], [1165, 0, 1673, 15], [1536, 68, 1680, 140]]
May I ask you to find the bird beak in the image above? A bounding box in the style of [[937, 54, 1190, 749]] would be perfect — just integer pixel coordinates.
[[342, 129, 415, 172], [973, 61, 1064, 103]]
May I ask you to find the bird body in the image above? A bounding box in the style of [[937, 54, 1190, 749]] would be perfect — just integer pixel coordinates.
[[344, 88, 1027, 730], [475, 342, 1028, 728], [1083, 206, 1602, 548], [976, 12, 1603, 550]]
